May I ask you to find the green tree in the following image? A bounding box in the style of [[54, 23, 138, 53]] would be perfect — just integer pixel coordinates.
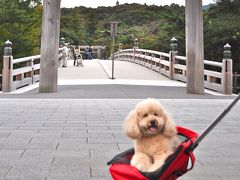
[[86, 11, 97, 38], [204, 0, 240, 72], [1, 1, 239, 76], [0, 0, 42, 73]]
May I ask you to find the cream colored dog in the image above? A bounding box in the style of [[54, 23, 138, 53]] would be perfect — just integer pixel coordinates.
[[123, 98, 180, 172]]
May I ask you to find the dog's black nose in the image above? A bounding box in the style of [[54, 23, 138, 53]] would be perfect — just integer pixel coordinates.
[[150, 120, 156, 125]]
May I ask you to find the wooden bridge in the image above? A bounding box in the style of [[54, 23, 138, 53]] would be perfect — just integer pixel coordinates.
[[1, 0, 237, 95], [0, 44, 234, 95]]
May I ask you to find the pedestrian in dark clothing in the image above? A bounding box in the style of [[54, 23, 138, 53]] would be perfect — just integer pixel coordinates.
[[88, 46, 93, 59], [73, 51, 77, 66], [85, 47, 89, 60]]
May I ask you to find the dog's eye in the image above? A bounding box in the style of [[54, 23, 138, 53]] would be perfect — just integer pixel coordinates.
[[154, 113, 158, 116], [143, 113, 148, 117]]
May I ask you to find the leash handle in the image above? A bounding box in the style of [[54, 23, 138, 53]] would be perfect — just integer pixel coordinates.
[[191, 93, 240, 149]]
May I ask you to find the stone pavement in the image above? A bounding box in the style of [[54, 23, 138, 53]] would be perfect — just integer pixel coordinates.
[[0, 98, 239, 180], [0, 59, 239, 179]]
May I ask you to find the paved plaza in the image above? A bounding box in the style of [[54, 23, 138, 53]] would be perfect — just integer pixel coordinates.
[[0, 60, 239, 179], [0, 98, 239, 180]]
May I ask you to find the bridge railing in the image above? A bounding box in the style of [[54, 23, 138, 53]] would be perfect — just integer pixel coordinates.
[[114, 46, 232, 94], [173, 55, 224, 92], [1, 40, 63, 92], [77, 45, 105, 59], [11, 55, 41, 90]]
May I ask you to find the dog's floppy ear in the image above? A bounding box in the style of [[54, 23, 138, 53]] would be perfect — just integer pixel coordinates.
[[123, 110, 142, 139], [163, 114, 177, 137]]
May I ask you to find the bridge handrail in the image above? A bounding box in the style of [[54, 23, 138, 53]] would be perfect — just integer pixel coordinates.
[[1, 48, 63, 92], [175, 55, 186, 61], [13, 55, 41, 64], [114, 48, 232, 94], [136, 49, 170, 57], [204, 59, 222, 67], [117, 49, 170, 58], [175, 55, 223, 67]]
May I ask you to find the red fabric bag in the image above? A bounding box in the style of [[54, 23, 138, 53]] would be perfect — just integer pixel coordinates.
[[107, 126, 198, 180]]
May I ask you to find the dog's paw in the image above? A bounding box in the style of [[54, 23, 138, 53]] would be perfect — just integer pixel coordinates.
[[132, 161, 150, 172], [131, 154, 152, 172]]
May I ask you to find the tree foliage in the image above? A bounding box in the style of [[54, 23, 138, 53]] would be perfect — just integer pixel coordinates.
[[204, 0, 240, 72], [0, 1, 240, 74], [0, 0, 42, 71], [60, 3, 185, 58]]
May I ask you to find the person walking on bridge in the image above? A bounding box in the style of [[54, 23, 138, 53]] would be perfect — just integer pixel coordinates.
[[74, 45, 80, 66], [88, 45, 93, 60], [85, 47, 89, 60], [62, 43, 69, 67]]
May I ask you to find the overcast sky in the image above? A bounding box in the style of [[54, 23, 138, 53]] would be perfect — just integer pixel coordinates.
[[61, 0, 215, 8]]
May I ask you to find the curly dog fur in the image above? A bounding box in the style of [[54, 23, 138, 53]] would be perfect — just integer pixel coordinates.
[[123, 98, 180, 172]]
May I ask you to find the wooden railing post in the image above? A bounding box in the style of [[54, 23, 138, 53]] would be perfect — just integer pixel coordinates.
[[222, 43, 233, 94], [169, 37, 178, 80], [118, 43, 122, 60], [97, 48, 101, 59], [2, 40, 13, 92], [60, 37, 65, 48], [31, 58, 34, 84], [133, 38, 138, 63]]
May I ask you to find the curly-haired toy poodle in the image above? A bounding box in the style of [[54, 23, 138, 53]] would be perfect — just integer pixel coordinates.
[[123, 98, 180, 172]]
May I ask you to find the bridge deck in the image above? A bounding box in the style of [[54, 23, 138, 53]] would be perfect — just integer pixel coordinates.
[[58, 59, 170, 82], [58, 60, 109, 80], [0, 59, 239, 179]]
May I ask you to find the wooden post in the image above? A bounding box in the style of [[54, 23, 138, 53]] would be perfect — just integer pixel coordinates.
[[97, 48, 101, 59], [39, 0, 61, 93], [185, 0, 204, 94], [2, 40, 13, 92], [169, 37, 178, 80], [118, 43, 122, 61], [110, 22, 118, 79], [133, 38, 138, 63], [222, 43, 233, 95]]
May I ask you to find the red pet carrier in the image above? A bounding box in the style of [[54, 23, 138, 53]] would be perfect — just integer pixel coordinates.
[[108, 94, 240, 180]]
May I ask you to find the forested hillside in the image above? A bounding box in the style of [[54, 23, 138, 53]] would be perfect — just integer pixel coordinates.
[[60, 3, 185, 58], [0, 0, 240, 73]]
